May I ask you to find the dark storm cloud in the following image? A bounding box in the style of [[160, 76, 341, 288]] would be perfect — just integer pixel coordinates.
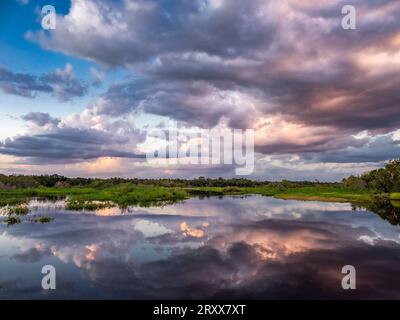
[[39, 64, 87, 101], [0, 64, 87, 101], [0, 66, 52, 97], [309, 135, 400, 163], [29, 0, 274, 66], [21, 0, 400, 160], [94, 79, 250, 128], [21, 112, 60, 127], [0, 126, 145, 163], [255, 132, 368, 154]]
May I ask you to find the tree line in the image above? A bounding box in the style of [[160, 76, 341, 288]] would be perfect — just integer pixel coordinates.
[[0, 174, 325, 189], [342, 160, 400, 193], [0, 159, 399, 192]]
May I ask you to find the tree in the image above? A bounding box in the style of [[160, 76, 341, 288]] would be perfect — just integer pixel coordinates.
[[361, 160, 400, 193]]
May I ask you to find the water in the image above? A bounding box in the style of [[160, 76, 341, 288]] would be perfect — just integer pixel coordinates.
[[0, 195, 399, 299]]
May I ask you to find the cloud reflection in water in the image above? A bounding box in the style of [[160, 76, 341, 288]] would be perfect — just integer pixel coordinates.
[[0, 196, 399, 299]]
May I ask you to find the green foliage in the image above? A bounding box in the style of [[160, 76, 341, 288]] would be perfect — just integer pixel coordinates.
[[0, 183, 376, 209], [341, 175, 367, 189], [0, 161, 399, 208], [360, 160, 400, 193], [64, 184, 190, 209], [341, 160, 400, 194], [273, 186, 372, 202], [187, 185, 372, 202], [0, 197, 27, 207], [0, 174, 39, 189], [0, 174, 320, 190]]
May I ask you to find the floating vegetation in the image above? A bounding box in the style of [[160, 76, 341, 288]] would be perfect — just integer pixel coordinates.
[[8, 205, 29, 215], [5, 216, 21, 225], [0, 198, 28, 208], [66, 199, 115, 211], [31, 216, 53, 223]]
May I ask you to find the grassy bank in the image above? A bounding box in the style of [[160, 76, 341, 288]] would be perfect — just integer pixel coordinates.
[[187, 185, 374, 203], [390, 193, 400, 200], [0, 184, 190, 209], [0, 183, 390, 209], [263, 186, 373, 203]]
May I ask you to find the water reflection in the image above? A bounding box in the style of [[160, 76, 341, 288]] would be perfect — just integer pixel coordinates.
[[352, 197, 400, 226], [0, 196, 399, 299]]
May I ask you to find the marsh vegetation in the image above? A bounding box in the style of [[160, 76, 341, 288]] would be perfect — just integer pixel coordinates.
[[0, 160, 399, 225]]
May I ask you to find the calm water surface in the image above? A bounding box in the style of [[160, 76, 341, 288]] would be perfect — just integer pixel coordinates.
[[0, 195, 399, 299]]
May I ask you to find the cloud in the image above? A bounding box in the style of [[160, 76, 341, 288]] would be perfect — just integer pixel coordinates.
[[28, 0, 275, 66], [0, 125, 146, 164], [17, 0, 29, 5], [40, 63, 87, 101], [90, 67, 105, 87], [21, 112, 60, 127], [91, 79, 258, 129], [25, 0, 400, 157], [0, 63, 87, 101], [13, 247, 51, 263], [309, 134, 400, 163], [3, 193, 400, 299], [0, 66, 52, 98], [0, 0, 397, 178]]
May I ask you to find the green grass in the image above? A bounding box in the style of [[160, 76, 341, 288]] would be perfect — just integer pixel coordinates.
[[0, 183, 386, 211], [0, 187, 92, 207], [187, 186, 244, 196], [187, 185, 373, 203], [65, 184, 190, 208], [0, 184, 190, 209], [0, 197, 28, 207], [0, 185, 189, 209], [271, 186, 373, 203]]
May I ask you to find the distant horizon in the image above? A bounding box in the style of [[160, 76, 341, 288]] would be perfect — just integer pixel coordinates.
[[0, 164, 387, 183]]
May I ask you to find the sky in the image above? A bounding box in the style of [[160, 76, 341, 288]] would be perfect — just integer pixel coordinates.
[[0, 0, 399, 181]]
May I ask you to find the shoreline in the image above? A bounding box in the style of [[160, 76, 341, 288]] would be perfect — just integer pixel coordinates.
[[1, 184, 397, 209]]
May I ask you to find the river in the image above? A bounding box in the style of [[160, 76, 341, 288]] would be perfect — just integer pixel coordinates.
[[0, 195, 399, 299]]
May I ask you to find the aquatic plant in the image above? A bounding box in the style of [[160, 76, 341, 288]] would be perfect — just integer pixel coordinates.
[[8, 205, 29, 215], [5, 216, 21, 225], [31, 216, 53, 223], [66, 199, 115, 211]]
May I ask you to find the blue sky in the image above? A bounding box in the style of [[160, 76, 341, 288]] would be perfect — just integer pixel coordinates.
[[0, 0, 400, 180], [0, 0, 89, 132], [0, 0, 72, 72], [0, 0, 132, 136]]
